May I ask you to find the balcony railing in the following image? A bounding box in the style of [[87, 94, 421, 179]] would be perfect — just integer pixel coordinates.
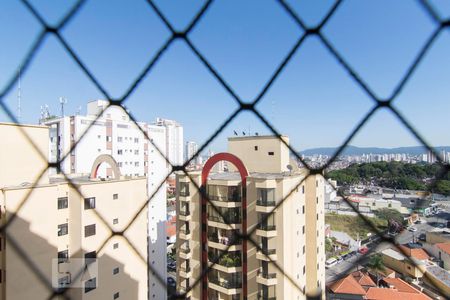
[[208, 215, 241, 224], [259, 249, 276, 256], [257, 294, 276, 300], [257, 224, 276, 231], [208, 234, 242, 245], [208, 194, 241, 203], [180, 265, 191, 273], [256, 199, 276, 207], [257, 272, 277, 279], [180, 247, 191, 254], [179, 209, 190, 216], [180, 190, 190, 197], [208, 277, 242, 289], [208, 253, 242, 268], [179, 228, 190, 235]]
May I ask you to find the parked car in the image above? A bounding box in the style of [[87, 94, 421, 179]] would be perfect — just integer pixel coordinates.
[[167, 277, 176, 288], [358, 247, 369, 255], [408, 227, 417, 232], [325, 257, 338, 269], [437, 223, 445, 229], [418, 233, 426, 241]]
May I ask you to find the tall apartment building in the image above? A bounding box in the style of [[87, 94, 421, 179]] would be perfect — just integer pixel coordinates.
[[186, 141, 199, 164], [0, 122, 148, 299], [154, 117, 184, 166], [175, 135, 326, 300], [42, 100, 167, 299]]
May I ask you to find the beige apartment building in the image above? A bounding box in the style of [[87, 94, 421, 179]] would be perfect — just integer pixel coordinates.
[[0, 122, 148, 300], [175, 135, 326, 300]]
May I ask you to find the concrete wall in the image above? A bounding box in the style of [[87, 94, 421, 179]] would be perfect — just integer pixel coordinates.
[[0, 123, 49, 187], [228, 136, 290, 173]]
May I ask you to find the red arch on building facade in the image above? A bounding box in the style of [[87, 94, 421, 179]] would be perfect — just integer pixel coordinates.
[[201, 152, 249, 300]]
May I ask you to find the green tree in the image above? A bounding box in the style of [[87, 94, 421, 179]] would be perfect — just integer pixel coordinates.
[[375, 208, 405, 226], [367, 253, 385, 286]]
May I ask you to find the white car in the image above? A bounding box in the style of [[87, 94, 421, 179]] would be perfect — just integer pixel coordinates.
[[408, 227, 417, 232]]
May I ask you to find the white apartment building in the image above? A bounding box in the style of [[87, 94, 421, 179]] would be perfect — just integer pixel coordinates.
[[154, 117, 184, 166], [42, 100, 168, 299], [185, 141, 199, 164]]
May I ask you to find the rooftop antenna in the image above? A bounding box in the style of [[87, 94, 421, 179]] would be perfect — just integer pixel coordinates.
[[17, 68, 22, 122], [233, 130, 238, 136], [59, 97, 67, 117]]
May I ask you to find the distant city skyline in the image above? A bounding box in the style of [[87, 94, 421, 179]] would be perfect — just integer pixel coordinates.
[[1, 1, 450, 152]]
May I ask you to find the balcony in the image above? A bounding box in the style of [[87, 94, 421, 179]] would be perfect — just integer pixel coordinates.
[[179, 228, 191, 240], [179, 265, 192, 278], [256, 199, 276, 213], [256, 272, 277, 286], [208, 194, 241, 208], [207, 234, 242, 251], [257, 294, 276, 300], [207, 215, 241, 230], [179, 247, 192, 259], [208, 253, 242, 273], [256, 224, 277, 238], [208, 277, 242, 295], [179, 209, 191, 221], [256, 249, 277, 261]]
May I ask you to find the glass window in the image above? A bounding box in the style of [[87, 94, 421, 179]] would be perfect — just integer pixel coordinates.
[[84, 277, 96, 293], [180, 182, 190, 197], [113, 194, 118, 200], [58, 250, 69, 264], [113, 292, 120, 299], [58, 197, 68, 209], [58, 223, 68, 236], [84, 197, 96, 210], [113, 267, 119, 275], [85, 224, 96, 237]]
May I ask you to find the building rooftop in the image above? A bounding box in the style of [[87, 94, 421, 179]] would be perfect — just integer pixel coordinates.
[[435, 243, 450, 255], [227, 135, 288, 141], [398, 244, 430, 261], [383, 277, 420, 293], [327, 273, 367, 295], [2, 174, 145, 190], [207, 171, 304, 181], [365, 287, 431, 300], [382, 248, 406, 261], [425, 265, 450, 288]]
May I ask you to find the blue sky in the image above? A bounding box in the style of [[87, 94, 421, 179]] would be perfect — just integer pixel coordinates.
[[1, 0, 450, 152]]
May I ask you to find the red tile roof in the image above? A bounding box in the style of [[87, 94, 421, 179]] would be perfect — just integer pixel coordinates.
[[436, 242, 450, 255], [366, 287, 431, 300], [383, 278, 420, 294], [166, 216, 176, 237], [351, 270, 376, 287], [328, 274, 367, 295], [398, 245, 430, 261]]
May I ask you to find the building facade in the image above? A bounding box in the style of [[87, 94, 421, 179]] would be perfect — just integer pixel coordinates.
[[186, 141, 199, 164], [43, 100, 168, 298], [154, 117, 184, 166], [175, 135, 326, 300], [0, 123, 149, 300]]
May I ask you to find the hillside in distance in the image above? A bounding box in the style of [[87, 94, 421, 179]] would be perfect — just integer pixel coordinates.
[[300, 145, 450, 156]]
